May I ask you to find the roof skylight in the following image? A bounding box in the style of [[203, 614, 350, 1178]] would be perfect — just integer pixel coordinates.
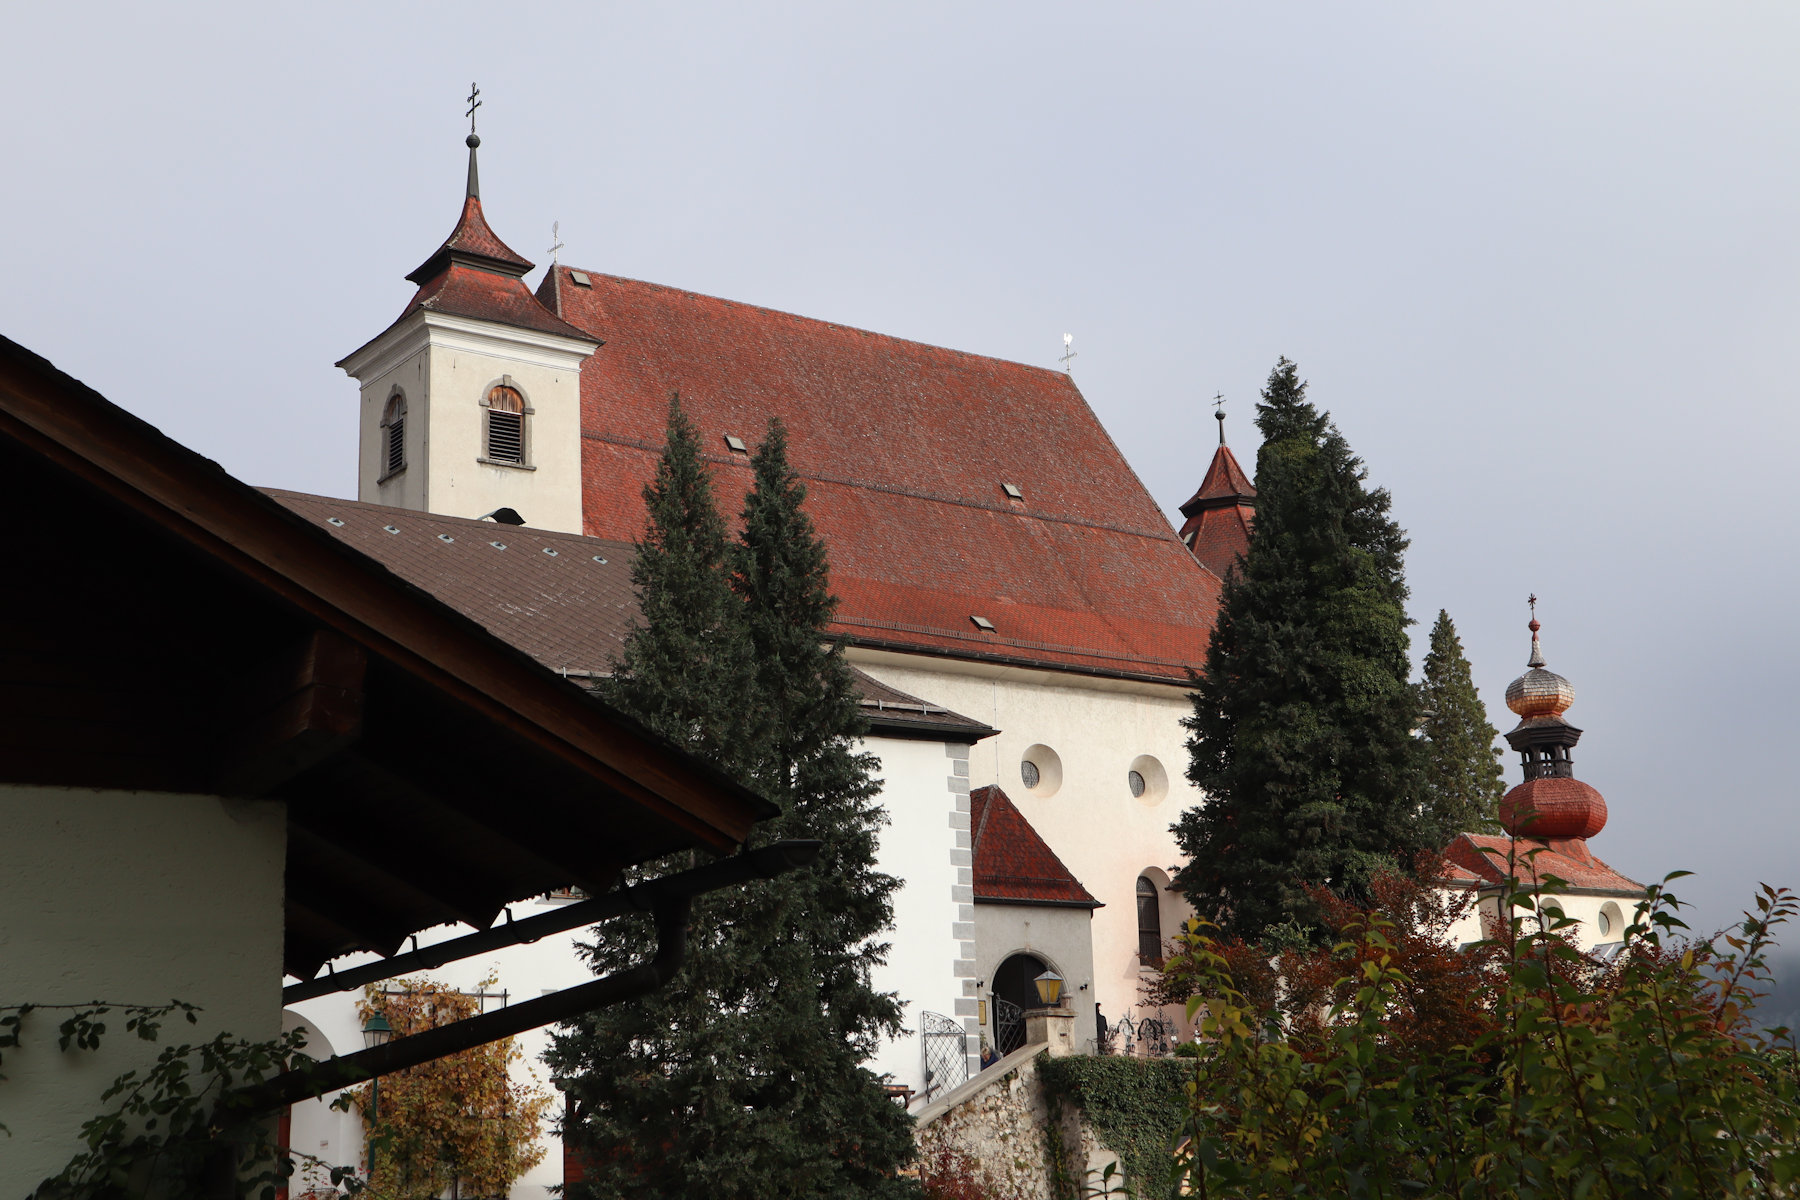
[[570, 271, 592, 286], [1001, 483, 1023, 500], [970, 615, 996, 632], [724, 435, 748, 453]]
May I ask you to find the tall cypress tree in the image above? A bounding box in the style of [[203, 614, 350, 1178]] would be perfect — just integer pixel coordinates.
[[1418, 609, 1505, 835], [549, 413, 916, 1200], [1173, 359, 1431, 943]]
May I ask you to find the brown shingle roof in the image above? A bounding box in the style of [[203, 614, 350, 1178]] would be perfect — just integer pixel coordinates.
[[970, 785, 1100, 908], [267, 491, 991, 740]]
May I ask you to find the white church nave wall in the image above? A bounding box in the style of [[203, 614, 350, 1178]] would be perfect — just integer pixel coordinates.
[[846, 650, 1199, 1029]]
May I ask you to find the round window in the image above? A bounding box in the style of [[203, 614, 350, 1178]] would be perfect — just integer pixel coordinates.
[[1021, 759, 1041, 789], [1597, 909, 1612, 938], [1128, 770, 1146, 798], [1019, 744, 1063, 797]]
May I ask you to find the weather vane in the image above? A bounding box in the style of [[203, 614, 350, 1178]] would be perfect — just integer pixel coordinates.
[[466, 83, 482, 135], [549, 221, 564, 265], [1059, 333, 1077, 374]]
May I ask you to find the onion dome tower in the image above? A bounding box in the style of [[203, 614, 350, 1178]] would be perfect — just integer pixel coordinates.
[[1498, 600, 1608, 840], [1176, 403, 1257, 581]]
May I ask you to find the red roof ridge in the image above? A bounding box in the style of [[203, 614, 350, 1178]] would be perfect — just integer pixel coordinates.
[[969, 785, 1101, 908], [556, 266, 1079, 381]]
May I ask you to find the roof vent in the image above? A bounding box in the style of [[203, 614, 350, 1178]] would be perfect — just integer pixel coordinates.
[[570, 271, 592, 287], [970, 615, 996, 632], [724, 435, 748, 453], [592, 555, 608, 565], [383, 525, 401, 535], [327, 517, 346, 527], [481, 507, 527, 526], [490, 541, 508, 550], [543, 547, 560, 557], [438, 533, 456, 544], [1001, 483, 1023, 500]]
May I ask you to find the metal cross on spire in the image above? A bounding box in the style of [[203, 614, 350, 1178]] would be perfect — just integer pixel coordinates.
[[1212, 392, 1227, 445], [466, 83, 482, 135], [548, 221, 564, 265], [1059, 333, 1077, 374], [1528, 593, 1538, 619]]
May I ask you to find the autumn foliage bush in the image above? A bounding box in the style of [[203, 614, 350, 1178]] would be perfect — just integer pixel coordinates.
[[349, 978, 552, 1200], [1142, 867, 1800, 1199]]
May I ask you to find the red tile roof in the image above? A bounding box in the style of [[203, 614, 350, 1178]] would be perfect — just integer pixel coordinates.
[[396, 263, 596, 341], [407, 195, 535, 283], [1178, 440, 1256, 582], [539, 267, 1223, 682], [970, 785, 1100, 908], [1443, 833, 1644, 896]]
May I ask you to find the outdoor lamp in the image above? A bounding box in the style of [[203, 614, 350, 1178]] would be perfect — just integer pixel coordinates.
[[362, 1012, 393, 1050], [1033, 969, 1064, 1008]]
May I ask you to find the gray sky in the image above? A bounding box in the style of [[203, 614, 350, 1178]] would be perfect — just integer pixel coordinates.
[[6, 4, 1797, 965]]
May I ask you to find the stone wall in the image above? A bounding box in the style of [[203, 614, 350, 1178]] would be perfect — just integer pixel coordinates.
[[913, 1018, 1120, 1200]]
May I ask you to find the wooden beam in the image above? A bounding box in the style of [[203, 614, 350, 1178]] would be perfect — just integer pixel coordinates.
[[217, 630, 366, 795]]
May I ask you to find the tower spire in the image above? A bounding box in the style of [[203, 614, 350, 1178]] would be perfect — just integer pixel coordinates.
[[1498, 599, 1607, 839], [1213, 392, 1227, 445], [465, 83, 483, 199]]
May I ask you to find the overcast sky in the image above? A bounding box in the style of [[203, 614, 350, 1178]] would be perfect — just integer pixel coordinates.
[[6, 4, 1797, 993]]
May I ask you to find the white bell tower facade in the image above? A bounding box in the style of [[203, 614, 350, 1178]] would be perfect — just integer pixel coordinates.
[[338, 132, 598, 534]]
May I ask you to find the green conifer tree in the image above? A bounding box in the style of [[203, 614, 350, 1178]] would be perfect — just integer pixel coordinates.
[[1418, 608, 1505, 835], [549, 413, 916, 1200], [598, 394, 756, 769], [1173, 359, 1432, 943]]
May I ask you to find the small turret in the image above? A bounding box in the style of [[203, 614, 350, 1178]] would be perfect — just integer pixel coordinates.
[[1498, 599, 1607, 840]]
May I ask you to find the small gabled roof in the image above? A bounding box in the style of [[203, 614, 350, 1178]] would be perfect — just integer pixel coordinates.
[[970, 785, 1101, 909], [1443, 833, 1645, 897]]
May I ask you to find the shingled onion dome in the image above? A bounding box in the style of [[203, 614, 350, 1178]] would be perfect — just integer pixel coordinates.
[[1498, 607, 1607, 840]]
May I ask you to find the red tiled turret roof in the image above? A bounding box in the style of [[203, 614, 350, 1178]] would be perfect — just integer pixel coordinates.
[[540, 267, 1223, 682], [406, 194, 536, 284], [1177, 433, 1256, 582], [970, 785, 1100, 908]]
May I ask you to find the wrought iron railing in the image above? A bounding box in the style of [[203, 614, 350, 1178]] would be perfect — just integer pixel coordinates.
[[920, 1011, 968, 1100], [990, 993, 1026, 1057]]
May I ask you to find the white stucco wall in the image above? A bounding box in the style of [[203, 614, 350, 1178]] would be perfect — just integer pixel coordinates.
[[0, 786, 287, 1195], [849, 650, 1198, 1033], [864, 735, 970, 1099], [345, 311, 595, 534], [972, 903, 1098, 1055], [1443, 883, 1642, 952]]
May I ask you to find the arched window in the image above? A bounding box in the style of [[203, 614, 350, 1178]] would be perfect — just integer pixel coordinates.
[[1136, 876, 1161, 962], [380, 393, 407, 477], [485, 384, 526, 465]]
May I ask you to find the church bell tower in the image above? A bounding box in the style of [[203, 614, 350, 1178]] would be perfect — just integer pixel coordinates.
[[336, 114, 599, 533]]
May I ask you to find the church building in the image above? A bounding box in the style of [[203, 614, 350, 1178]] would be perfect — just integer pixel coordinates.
[[277, 127, 1249, 1187]]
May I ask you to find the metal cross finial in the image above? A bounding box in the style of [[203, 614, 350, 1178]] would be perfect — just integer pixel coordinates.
[[1059, 333, 1077, 374], [1212, 392, 1227, 444], [1528, 593, 1538, 617], [466, 83, 482, 134], [549, 221, 564, 265]]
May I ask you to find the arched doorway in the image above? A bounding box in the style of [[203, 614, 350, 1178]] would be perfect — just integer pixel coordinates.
[[989, 952, 1048, 1056]]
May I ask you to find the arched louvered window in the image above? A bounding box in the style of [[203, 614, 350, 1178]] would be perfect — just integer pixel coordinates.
[[381, 393, 407, 477], [485, 385, 526, 465], [1136, 876, 1162, 962]]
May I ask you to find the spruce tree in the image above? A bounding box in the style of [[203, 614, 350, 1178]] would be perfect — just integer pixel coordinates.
[[549, 413, 916, 1200], [598, 393, 756, 770], [1417, 608, 1505, 835], [1173, 358, 1431, 943]]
